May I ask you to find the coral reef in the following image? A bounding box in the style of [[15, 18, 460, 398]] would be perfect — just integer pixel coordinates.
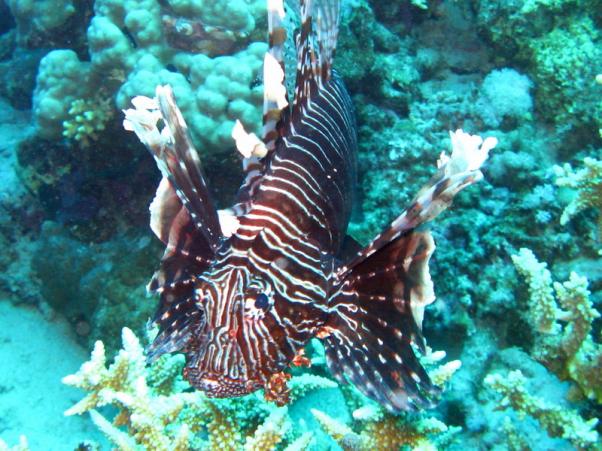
[[29, 0, 266, 152], [63, 328, 464, 450], [62, 97, 114, 147], [1, 0, 601, 449], [0, 437, 28, 451]]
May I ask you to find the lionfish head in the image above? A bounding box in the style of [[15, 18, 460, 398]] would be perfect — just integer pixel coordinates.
[[181, 266, 294, 398]]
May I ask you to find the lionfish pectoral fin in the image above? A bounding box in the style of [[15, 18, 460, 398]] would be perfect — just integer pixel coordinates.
[[124, 85, 222, 250], [146, 296, 204, 363], [341, 129, 496, 274], [124, 86, 220, 360], [322, 231, 439, 412]]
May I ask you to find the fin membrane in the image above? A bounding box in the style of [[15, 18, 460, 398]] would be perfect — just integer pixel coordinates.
[[323, 231, 439, 412]]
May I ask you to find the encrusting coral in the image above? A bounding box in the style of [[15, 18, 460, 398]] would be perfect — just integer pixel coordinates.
[[29, 0, 266, 151], [511, 248, 602, 403], [63, 327, 341, 450], [485, 370, 599, 450]]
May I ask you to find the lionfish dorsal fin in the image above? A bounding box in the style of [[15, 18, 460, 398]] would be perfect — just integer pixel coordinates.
[[291, 0, 340, 125], [231, 0, 290, 215], [263, 0, 290, 151]]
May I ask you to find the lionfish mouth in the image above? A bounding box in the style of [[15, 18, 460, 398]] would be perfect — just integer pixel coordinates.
[[195, 375, 263, 398]]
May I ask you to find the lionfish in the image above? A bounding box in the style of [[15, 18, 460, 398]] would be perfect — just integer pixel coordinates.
[[123, 0, 496, 412]]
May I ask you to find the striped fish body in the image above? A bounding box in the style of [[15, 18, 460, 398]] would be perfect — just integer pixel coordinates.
[[124, 0, 494, 412], [183, 73, 356, 397]]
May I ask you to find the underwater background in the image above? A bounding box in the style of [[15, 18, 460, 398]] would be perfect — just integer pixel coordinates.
[[0, 0, 600, 450]]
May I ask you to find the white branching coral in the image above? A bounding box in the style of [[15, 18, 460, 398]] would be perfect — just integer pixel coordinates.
[[63, 328, 193, 451], [63, 328, 342, 449], [511, 248, 563, 335]]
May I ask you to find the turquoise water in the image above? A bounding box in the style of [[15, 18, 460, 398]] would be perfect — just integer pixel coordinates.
[[0, 1, 600, 450]]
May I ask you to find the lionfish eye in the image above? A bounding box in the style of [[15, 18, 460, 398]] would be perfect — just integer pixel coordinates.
[[254, 293, 270, 310]]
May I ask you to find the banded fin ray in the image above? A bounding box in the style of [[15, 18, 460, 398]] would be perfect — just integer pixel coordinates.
[[323, 231, 439, 412], [124, 86, 221, 359], [322, 130, 496, 412], [291, 0, 340, 127], [154, 86, 222, 249], [233, 0, 290, 215]]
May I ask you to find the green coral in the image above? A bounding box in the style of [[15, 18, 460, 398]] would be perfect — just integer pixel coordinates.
[[473, 0, 602, 128], [527, 16, 601, 126], [511, 248, 602, 403], [485, 370, 599, 450], [62, 97, 114, 146]]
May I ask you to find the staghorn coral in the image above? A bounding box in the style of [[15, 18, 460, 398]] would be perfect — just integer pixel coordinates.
[[511, 248, 602, 403], [63, 327, 194, 450], [485, 370, 599, 450], [554, 157, 602, 240], [312, 348, 462, 450], [64, 327, 344, 450], [312, 407, 459, 451]]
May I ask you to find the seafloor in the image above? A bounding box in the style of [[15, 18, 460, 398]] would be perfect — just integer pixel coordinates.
[[0, 0, 600, 450]]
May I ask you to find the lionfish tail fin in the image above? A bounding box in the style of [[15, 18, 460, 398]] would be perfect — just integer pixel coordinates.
[[323, 231, 439, 412], [124, 86, 217, 360]]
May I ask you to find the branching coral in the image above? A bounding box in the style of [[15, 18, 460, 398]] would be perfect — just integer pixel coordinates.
[[554, 157, 602, 239], [511, 248, 602, 403], [0, 437, 29, 451], [64, 327, 339, 449], [63, 328, 194, 450], [312, 348, 462, 450], [312, 407, 459, 451], [485, 370, 599, 450]]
